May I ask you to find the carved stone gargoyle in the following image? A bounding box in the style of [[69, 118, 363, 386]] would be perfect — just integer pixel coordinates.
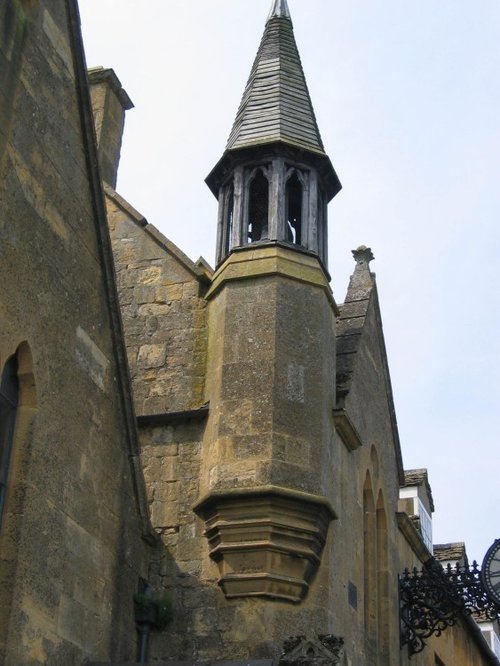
[[279, 635, 345, 666]]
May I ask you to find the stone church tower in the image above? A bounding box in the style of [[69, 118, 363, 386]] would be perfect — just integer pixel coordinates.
[[96, 1, 500, 664], [197, 0, 341, 604], [1, 0, 498, 664]]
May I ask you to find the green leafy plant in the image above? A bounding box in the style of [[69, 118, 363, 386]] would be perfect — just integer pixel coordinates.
[[156, 595, 173, 631], [133, 592, 173, 632]]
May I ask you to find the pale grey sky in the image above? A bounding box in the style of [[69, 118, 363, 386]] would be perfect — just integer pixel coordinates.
[[79, 0, 500, 564]]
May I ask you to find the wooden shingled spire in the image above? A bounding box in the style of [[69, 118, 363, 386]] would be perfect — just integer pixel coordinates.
[[226, 0, 326, 155]]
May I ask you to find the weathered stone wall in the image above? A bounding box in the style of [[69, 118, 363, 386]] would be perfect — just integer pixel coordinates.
[[331, 274, 493, 666], [105, 190, 209, 416], [0, 2, 148, 663], [138, 247, 340, 662], [135, 247, 495, 665], [200, 246, 337, 498], [138, 419, 215, 660], [140, 413, 337, 662], [332, 290, 405, 664], [88, 68, 133, 189]]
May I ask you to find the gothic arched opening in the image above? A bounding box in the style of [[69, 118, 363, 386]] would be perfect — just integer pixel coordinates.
[[0, 355, 19, 527], [363, 472, 377, 652], [248, 169, 269, 243], [377, 491, 390, 663], [0, 342, 37, 657], [285, 172, 303, 245]]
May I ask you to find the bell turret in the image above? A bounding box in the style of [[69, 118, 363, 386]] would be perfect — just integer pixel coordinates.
[[206, 0, 341, 267]]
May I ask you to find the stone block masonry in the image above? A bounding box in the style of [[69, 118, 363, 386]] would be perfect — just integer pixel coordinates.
[[105, 187, 210, 417], [0, 3, 149, 664]]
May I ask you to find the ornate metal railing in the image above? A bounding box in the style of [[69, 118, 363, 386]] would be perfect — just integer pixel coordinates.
[[400, 558, 500, 655]]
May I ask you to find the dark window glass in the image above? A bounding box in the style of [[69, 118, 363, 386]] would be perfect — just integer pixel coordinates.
[[0, 356, 19, 526]]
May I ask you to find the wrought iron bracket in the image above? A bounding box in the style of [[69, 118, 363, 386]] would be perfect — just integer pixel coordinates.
[[400, 558, 500, 655]]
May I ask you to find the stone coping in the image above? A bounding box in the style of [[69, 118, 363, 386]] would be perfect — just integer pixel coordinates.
[[194, 484, 337, 520], [396, 511, 432, 564], [205, 243, 338, 313]]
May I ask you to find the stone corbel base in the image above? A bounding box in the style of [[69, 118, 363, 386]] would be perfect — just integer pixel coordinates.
[[194, 486, 336, 603]]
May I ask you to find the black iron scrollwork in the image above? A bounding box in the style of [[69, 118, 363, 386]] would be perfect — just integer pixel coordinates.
[[400, 558, 500, 655]]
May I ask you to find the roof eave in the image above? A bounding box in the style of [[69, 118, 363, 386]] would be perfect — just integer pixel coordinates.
[[206, 141, 342, 201]]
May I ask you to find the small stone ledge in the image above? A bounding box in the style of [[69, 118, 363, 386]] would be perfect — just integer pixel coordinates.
[[332, 408, 362, 451], [88, 66, 134, 110], [396, 511, 432, 564], [194, 486, 336, 603], [205, 243, 338, 314], [137, 405, 209, 427], [89, 662, 273, 666]]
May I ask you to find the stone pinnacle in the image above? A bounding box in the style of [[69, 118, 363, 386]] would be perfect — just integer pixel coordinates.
[[352, 246, 375, 266]]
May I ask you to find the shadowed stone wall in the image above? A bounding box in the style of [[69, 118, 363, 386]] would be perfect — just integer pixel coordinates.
[[0, 2, 149, 663]]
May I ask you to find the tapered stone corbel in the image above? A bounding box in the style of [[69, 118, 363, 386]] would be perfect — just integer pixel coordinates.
[[194, 486, 336, 603]]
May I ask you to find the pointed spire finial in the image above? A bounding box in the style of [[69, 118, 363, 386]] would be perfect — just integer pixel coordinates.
[[344, 247, 375, 300], [267, 0, 291, 22]]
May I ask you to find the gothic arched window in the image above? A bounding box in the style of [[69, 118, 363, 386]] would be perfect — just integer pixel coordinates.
[[363, 472, 377, 651], [376, 491, 390, 663], [285, 171, 303, 245], [247, 169, 269, 243], [0, 356, 19, 527]]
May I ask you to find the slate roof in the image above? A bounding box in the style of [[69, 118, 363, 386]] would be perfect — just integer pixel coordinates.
[[434, 542, 468, 565], [336, 247, 375, 397], [403, 469, 429, 487], [226, 1, 325, 155], [403, 468, 435, 512]]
